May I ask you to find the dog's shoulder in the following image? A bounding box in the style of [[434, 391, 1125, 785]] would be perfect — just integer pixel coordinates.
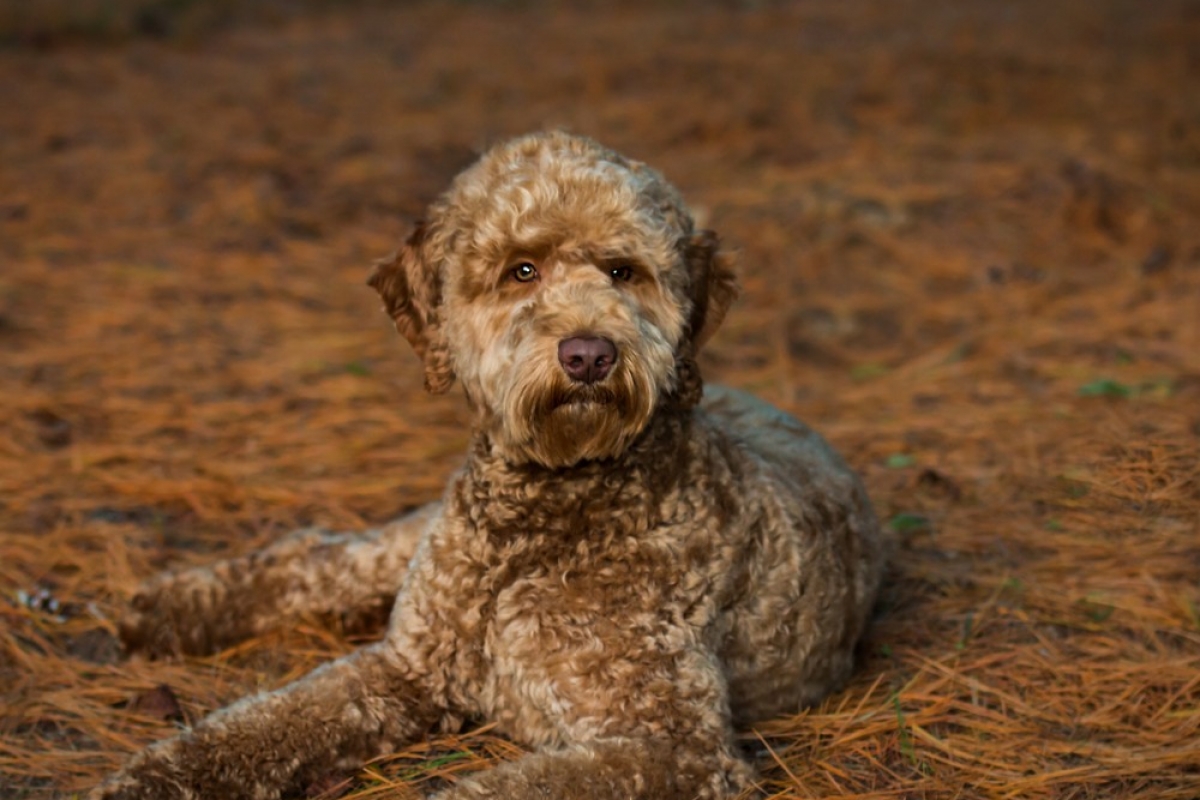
[[698, 384, 856, 488]]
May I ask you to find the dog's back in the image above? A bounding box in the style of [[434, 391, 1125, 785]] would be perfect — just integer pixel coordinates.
[[698, 385, 888, 725]]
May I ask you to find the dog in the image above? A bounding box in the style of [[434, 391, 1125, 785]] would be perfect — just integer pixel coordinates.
[[92, 131, 888, 800]]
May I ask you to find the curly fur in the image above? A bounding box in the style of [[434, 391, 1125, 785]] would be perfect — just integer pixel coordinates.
[[95, 131, 889, 800]]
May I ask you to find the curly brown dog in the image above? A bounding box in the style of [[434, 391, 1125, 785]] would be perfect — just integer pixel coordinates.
[[93, 131, 888, 800]]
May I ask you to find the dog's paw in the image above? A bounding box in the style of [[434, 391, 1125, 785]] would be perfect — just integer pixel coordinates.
[[117, 584, 188, 658], [88, 774, 187, 800], [117, 571, 242, 658], [88, 745, 193, 800]]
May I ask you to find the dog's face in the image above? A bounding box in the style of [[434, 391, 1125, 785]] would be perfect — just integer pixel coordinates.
[[370, 132, 737, 468]]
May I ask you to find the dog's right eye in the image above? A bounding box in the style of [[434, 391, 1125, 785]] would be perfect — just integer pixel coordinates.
[[510, 262, 539, 283]]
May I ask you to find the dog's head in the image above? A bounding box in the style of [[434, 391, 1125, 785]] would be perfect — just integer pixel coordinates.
[[370, 131, 737, 468]]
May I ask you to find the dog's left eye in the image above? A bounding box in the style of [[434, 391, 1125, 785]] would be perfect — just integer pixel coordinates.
[[510, 262, 539, 283], [609, 265, 634, 282]]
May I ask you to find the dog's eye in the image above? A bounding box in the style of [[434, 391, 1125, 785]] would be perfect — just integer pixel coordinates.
[[609, 265, 634, 282], [510, 262, 539, 283]]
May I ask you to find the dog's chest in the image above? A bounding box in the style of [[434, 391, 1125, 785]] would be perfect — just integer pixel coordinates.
[[448, 529, 697, 744], [413, 457, 732, 743]]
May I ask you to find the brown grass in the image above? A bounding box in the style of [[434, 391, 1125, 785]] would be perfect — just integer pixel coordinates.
[[2, 1, 1198, 797]]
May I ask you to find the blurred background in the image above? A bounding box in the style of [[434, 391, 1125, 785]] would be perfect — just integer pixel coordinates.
[[1, 1, 1198, 798]]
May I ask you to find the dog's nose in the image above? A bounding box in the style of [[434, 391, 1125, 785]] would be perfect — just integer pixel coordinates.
[[557, 336, 618, 384]]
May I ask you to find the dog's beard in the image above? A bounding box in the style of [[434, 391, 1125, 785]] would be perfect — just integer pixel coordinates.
[[500, 354, 661, 468]]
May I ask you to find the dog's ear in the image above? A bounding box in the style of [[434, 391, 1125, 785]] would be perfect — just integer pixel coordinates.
[[367, 221, 456, 393], [684, 230, 739, 349]]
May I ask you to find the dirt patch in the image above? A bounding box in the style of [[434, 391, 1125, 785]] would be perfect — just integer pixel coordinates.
[[2, 1, 1198, 797]]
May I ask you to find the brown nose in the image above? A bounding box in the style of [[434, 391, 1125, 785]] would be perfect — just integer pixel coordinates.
[[557, 336, 617, 384]]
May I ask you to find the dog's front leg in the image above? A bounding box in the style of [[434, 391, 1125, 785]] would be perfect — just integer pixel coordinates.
[[121, 502, 441, 657], [436, 642, 752, 800], [438, 737, 752, 800], [89, 642, 443, 800]]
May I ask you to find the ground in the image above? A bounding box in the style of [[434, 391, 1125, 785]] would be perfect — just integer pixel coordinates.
[[1, 1, 1198, 798]]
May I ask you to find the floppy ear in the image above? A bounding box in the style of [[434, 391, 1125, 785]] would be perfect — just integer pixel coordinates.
[[684, 229, 739, 349], [367, 221, 455, 393]]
